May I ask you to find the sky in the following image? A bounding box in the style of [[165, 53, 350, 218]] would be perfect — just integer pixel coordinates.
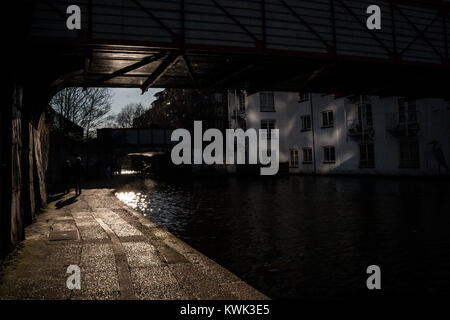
[[109, 88, 163, 114]]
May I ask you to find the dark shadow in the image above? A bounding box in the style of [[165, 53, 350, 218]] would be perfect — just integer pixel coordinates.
[[47, 193, 65, 203], [55, 195, 78, 209]]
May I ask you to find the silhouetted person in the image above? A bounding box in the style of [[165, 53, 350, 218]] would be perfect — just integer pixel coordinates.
[[429, 140, 448, 174], [62, 160, 72, 194], [105, 164, 112, 179], [73, 157, 85, 196]]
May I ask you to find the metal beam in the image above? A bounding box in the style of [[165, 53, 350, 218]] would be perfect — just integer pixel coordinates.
[[330, 0, 337, 54], [389, 0, 399, 58], [141, 53, 180, 93], [261, 0, 267, 48], [87, 52, 167, 86], [39, 0, 67, 20], [130, 0, 177, 38], [49, 69, 84, 98], [300, 65, 335, 89], [400, 14, 439, 56], [205, 64, 255, 92], [392, 2, 444, 60], [278, 0, 332, 51], [182, 55, 199, 88], [210, 0, 261, 45], [39, 0, 84, 38], [335, 0, 392, 55]]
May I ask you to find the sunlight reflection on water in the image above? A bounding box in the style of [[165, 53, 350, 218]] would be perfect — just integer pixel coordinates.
[[115, 191, 148, 210], [120, 169, 138, 175]]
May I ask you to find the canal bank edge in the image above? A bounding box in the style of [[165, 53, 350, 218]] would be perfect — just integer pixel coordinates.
[[110, 188, 270, 300], [0, 188, 269, 300]]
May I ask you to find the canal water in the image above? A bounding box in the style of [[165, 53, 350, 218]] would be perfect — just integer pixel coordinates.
[[116, 176, 450, 299]]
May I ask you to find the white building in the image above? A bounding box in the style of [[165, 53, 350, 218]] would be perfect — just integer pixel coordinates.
[[228, 91, 450, 176]]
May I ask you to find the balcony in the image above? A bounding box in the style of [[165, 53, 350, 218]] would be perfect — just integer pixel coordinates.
[[347, 119, 375, 140], [231, 109, 246, 120], [386, 111, 420, 138]]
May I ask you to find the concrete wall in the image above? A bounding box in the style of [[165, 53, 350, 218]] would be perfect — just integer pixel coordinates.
[[9, 84, 24, 249], [33, 113, 49, 208], [1, 81, 49, 255], [0, 85, 10, 254]]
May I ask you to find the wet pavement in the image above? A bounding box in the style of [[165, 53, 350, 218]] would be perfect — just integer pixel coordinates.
[[0, 188, 268, 300]]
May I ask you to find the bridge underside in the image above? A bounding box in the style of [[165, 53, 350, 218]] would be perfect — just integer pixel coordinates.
[[21, 0, 450, 98], [32, 42, 450, 99]]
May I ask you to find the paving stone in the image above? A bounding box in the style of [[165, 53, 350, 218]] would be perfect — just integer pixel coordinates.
[[122, 242, 163, 267], [82, 243, 114, 258], [78, 225, 109, 240], [130, 266, 191, 299]]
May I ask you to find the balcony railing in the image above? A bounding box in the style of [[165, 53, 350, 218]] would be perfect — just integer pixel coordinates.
[[386, 111, 420, 137], [346, 119, 374, 139], [231, 109, 246, 119]]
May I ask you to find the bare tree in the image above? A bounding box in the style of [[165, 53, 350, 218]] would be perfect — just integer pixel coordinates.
[[50, 87, 112, 138], [100, 114, 119, 129], [116, 103, 146, 128]]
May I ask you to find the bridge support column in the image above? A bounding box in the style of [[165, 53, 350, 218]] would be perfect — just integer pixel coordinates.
[[21, 85, 50, 226], [0, 80, 25, 255], [1, 77, 50, 255]]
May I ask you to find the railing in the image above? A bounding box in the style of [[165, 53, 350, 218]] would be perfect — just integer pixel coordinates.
[[346, 118, 374, 138], [231, 109, 246, 119], [386, 111, 420, 136], [347, 119, 363, 135], [386, 111, 419, 126]]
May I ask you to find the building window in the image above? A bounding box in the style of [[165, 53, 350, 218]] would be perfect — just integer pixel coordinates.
[[398, 98, 417, 123], [302, 147, 313, 164], [399, 140, 420, 168], [301, 115, 311, 131], [238, 92, 245, 111], [261, 119, 276, 139], [321, 110, 334, 128], [215, 93, 223, 103], [298, 93, 309, 102], [359, 143, 375, 168], [323, 146, 336, 163], [290, 149, 299, 167], [358, 96, 373, 127], [260, 92, 275, 112]]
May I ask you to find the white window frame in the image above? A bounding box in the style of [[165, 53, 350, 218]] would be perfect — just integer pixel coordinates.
[[358, 96, 373, 127], [298, 93, 310, 103], [323, 146, 336, 163], [260, 92, 275, 112], [321, 110, 334, 128], [290, 149, 299, 167], [302, 147, 313, 164], [301, 115, 312, 131]]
